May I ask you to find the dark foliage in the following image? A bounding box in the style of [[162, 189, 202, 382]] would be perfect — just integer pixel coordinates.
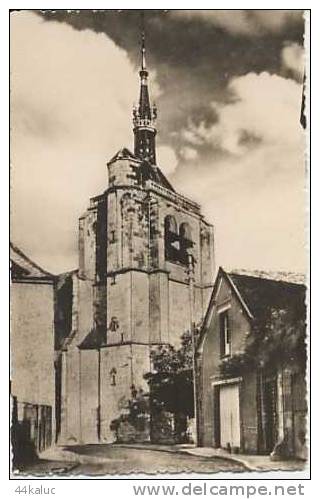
[[220, 306, 306, 378], [145, 331, 195, 418], [110, 386, 149, 438]]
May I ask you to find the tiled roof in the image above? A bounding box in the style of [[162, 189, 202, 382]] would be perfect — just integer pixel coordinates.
[[107, 147, 175, 192], [107, 147, 138, 165], [10, 243, 54, 280], [198, 267, 306, 350], [230, 268, 305, 285], [228, 271, 306, 322], [139, 160, 175, 192]]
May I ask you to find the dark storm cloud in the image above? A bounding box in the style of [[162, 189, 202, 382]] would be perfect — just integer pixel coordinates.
[[11, 11, 307, 273]]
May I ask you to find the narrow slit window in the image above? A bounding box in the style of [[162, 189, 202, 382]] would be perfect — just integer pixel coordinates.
[[110, 368, 117, 386], [110, 230, 116, 243]]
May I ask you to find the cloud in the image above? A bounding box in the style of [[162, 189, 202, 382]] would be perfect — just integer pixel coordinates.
[[10, 11, 174, 272], [281, 42, 305, 80], [251, 10, 304, 33], [175, 71, 306, 272], [171, 10, 304, 37], [182, 72, 303, 155], [180, 146, 198, 161], [157, 145, 178, 175], [10, 11, 306, 275], [181, 123, 208, 146]]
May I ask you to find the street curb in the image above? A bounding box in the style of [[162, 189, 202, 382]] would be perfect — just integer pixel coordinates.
[[116, 445, 304, 472], [41, 444, 304, 474], [40, 447, 110, 466], [175, 449, 305, 473], [11, 461, 80, 478], [115, 444, 251, 471], [182, 449, 255, 471]]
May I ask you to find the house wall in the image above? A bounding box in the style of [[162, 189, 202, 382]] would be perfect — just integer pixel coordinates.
[[291, 370, 308, 459], [240, 371, 259, 453], [275, 366, 308, 459], [199, 272, 307, 458], [199, 275, 255, 450], [11, 281, 55, 411], [11, 280, 55, 452]]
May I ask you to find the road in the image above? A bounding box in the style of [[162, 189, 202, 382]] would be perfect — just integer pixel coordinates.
[[61, 444, 245, 475]]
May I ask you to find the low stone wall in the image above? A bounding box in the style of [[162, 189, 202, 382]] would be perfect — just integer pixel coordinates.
[[111, 414, 150, 443]]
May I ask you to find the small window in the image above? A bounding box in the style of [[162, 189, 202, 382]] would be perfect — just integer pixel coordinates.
[[110, 368, 117, 386], [110, 230, 116, 243], [219, 311, 231, 357]]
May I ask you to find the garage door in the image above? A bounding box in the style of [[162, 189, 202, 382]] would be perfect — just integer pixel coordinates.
[[219, 383, 240, 449]]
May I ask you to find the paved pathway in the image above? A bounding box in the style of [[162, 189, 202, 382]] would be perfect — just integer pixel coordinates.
[[17, 444, 245, 476], [14, 443, 306, 476], [117, 443, 306, 473], [65, 444, 246, 475]]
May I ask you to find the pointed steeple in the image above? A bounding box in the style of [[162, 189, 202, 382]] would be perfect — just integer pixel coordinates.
[[133, 15, 157, 165]]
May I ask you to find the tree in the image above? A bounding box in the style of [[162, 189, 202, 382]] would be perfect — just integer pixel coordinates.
[[110, 385, 150, 442], [145, 331, 195, 419], [220, 306, 306, 378], [110, 331, 198, 443]]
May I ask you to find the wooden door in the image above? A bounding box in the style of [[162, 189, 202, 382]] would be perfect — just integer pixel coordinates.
[[219, 383, 240, 449]]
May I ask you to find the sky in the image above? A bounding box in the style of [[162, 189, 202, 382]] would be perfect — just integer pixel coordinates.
[[10, 10, 307, 274]]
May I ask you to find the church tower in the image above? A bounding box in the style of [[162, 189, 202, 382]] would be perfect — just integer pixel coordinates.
[[57, 25, 215, 444]]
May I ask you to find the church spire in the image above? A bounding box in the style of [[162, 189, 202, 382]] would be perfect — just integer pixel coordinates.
[[133, 15, 157, 165], [141, 28, 147, 71]]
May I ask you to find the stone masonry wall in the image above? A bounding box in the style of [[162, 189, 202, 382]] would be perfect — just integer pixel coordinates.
[[79, 349, 99, 443], [60, 154, 215, 444], [99, 344, 151, 442]]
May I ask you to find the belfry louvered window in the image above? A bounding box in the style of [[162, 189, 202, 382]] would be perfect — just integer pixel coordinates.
[[164, 216, 194, 266], [164, 215, 180, 263], [179, 223, 193, 265]]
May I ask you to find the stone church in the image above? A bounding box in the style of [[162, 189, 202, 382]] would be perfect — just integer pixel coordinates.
[[55, 33, 215, 444]]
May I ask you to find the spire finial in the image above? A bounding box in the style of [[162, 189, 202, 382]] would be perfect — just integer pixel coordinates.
[[140, 11, 147, 72], [141, 13, 146, 71]]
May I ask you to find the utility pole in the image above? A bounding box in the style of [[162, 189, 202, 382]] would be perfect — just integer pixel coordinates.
[[97, 348, 101, 442], [187, 253, 198, 446]]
